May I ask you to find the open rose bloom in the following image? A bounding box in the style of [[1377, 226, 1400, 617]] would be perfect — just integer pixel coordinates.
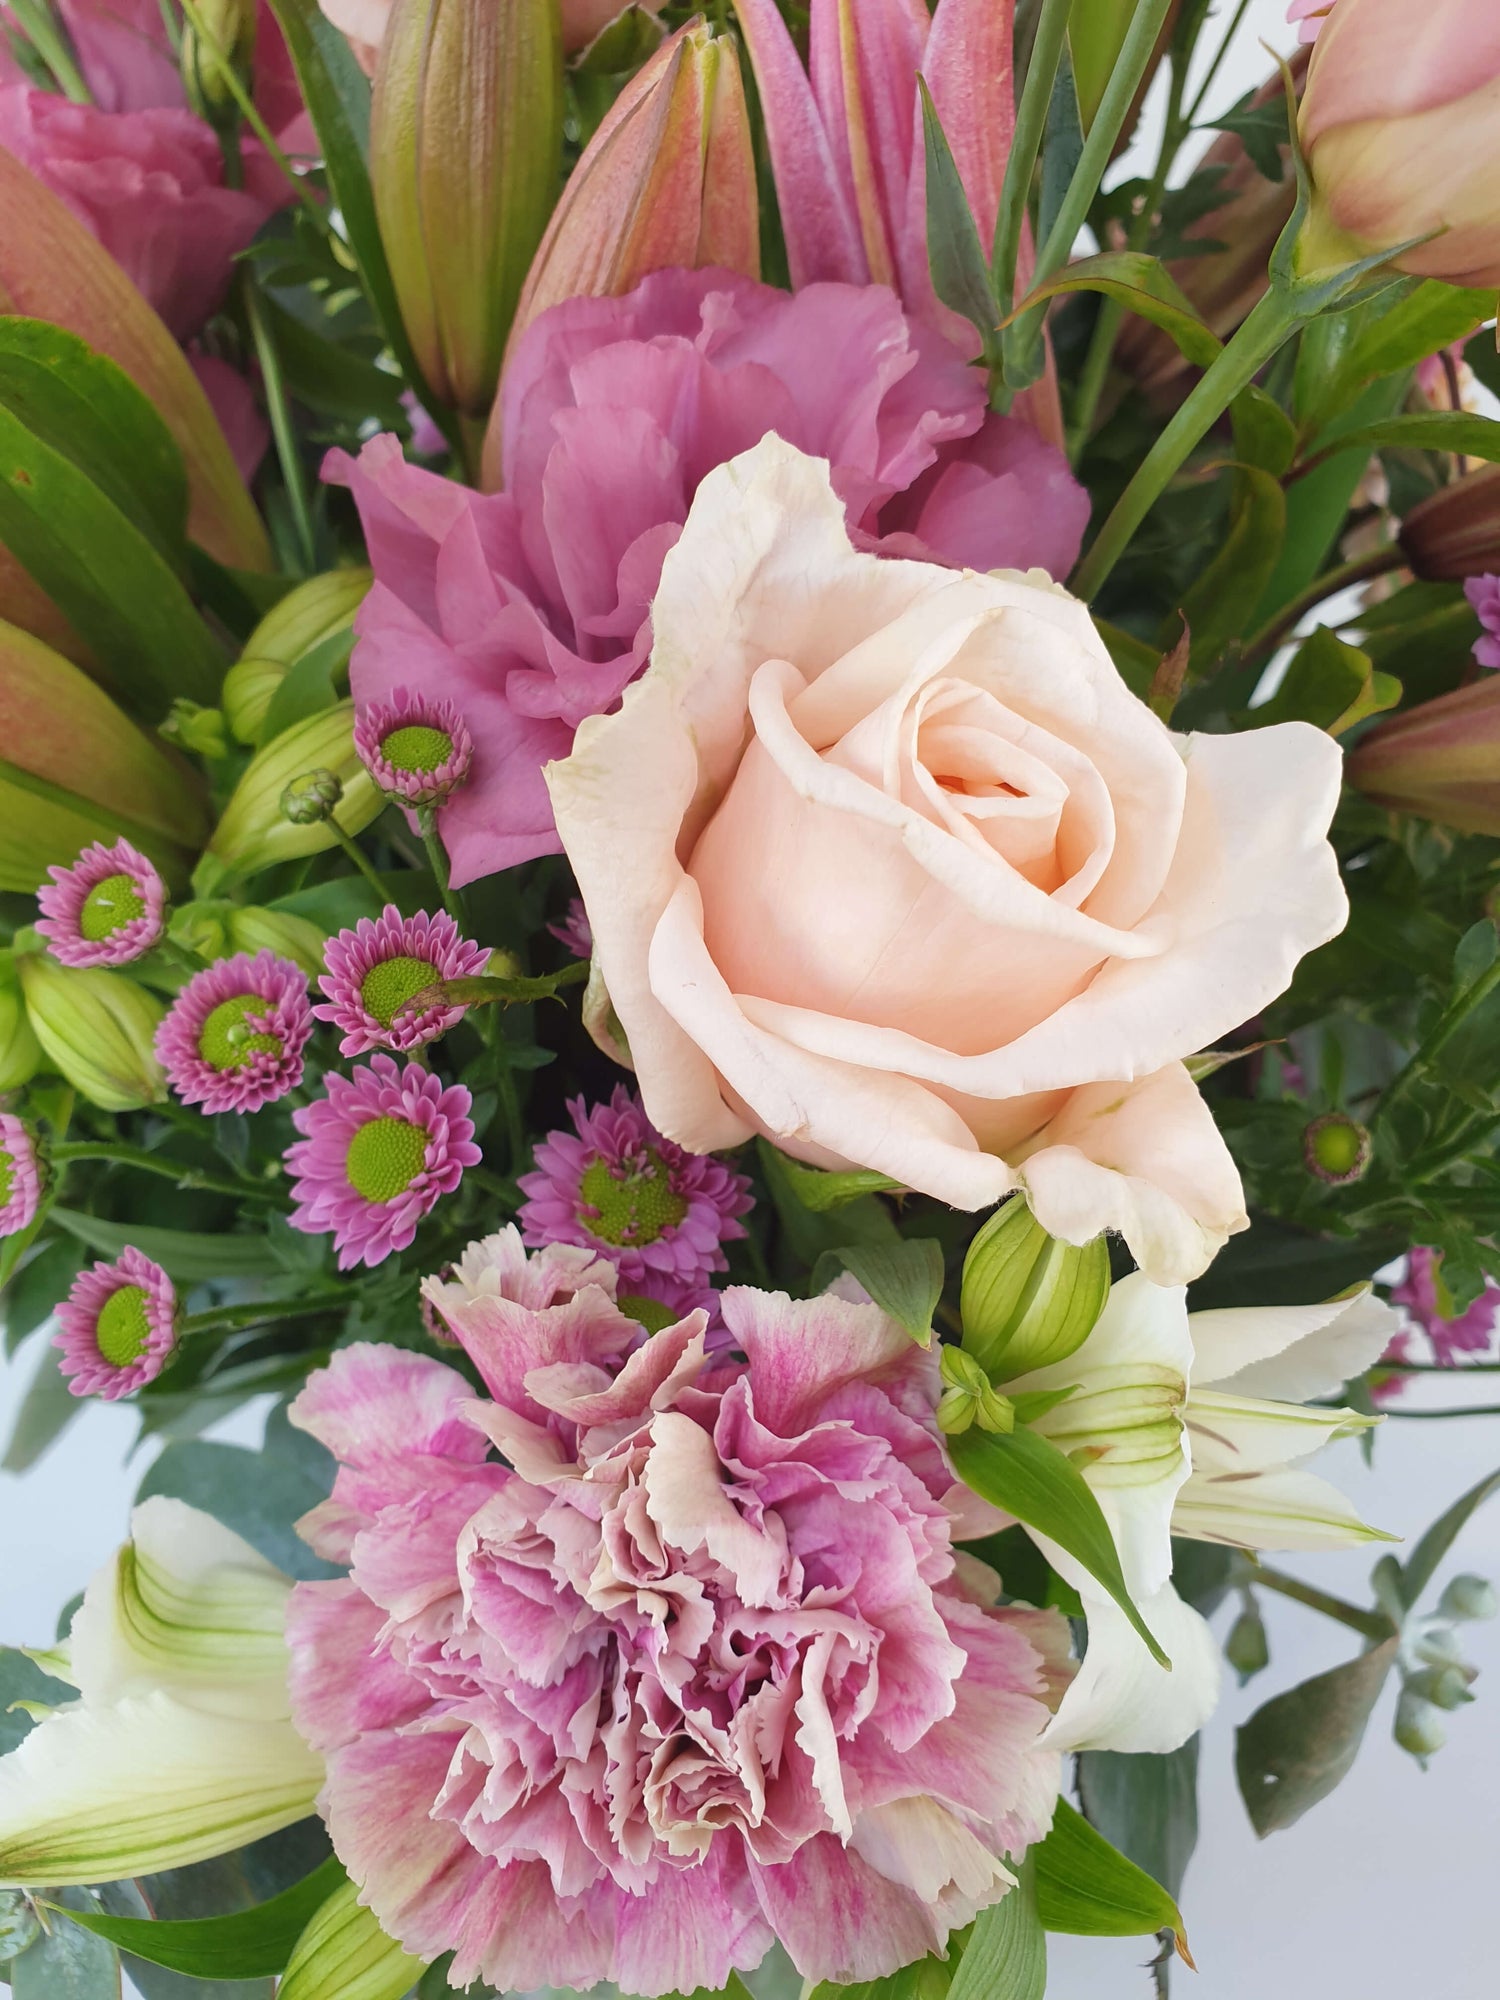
[[549, 438, 1347, 1285]]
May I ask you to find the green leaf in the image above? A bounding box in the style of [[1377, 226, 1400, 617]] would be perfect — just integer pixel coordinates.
[[261, 297, 407, 429], [1239, 625, 1399, 735], [45, 1859, 346, 1981], [1173, 464, 1286, 674], [3, 1232, 85, 1355], [1033, 1799, 1187, 1956], [136, 1440, 340, 1581], [0, 319, 187, 567], [1007, 251, 1221, 369], [1074, 1739, 1200, 1902], [1397, 1466, 1500, 1611], [1322, 410, 1500, 464], [48, 1209, 285, 1281], [918, 80, 999, 364], [1235, 1636, 1400, 1836], [11, 1889, 120, 1999], [1306, 282, 1494, 434], [1037, 44, 1084, 257], [257, 629, 354, 745], [1, 1336, 83, 1472], [1093, 618, 1158, 702], [947, 1426, 1169, 1666], [0, 1645, 74, 1755], [1231, 384, 1298, 478], [277, 1877, 425, 2000], [408, 963, 589, 1010], [769, 1157, 902, 1212], [831, 1238, 945, 1348], [948, 1855, 1045, 2000], [1453, 921, 1500, 998], [757, 1139, 901, 1272], [0, 405, 221, 713], [809, 1960, 951, 2000]]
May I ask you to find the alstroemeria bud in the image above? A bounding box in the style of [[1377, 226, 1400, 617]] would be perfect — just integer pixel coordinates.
[[0, 150, 270, 573], [160, 701, 228, 762], [0, 620, 208, 893], [1302, 1111, 1372, 1185], [935, 1346, 1016, 1437], [1348, 678, 1500, 836], [0, 954, 42, 1094], [372, 0, 563, 416], [16, 953, 167, 1111], [960, 1197, 1111, 1380], [202, 704, 382, 884], [1398, 466, 1500, 581], [1298, 0, 1500, 287]]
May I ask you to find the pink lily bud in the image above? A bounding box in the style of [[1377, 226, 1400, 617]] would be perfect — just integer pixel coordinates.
[[1299, 0, 1500, 286], [371, 0, 563, 418], [1348, 677, 1500, 836], [1399, 465, 1500, 582], [0, 148, 270, 573], [0, 619, 209, 892]]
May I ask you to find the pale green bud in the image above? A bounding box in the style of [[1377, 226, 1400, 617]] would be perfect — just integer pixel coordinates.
[[160, 699, 228, 761], [0, 952, 43, 1093], [223, 571, 372, 748], [1437, 1574, 1498, 1623], [960, 1198, 1110, 1380], [181, 0, 257, 118], [936, 1346, 1016, 1437], [223, 657, 289, 748], [1405, 1663, 1476, 1711], [169, 900, 233, 962], [16, 952, 166, 1111], [225, 906, 328, 980], [1225, 1601, 1270, 1685], [276, 1877, 425, 2000], [280, 769, 343, 825], [200, 703, 382, 887], [1394, 1688, 1447, 1760]]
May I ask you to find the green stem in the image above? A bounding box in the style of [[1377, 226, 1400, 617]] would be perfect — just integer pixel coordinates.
[[1377, 958, 1500, 1133], [1071, 286, 1306, 600], [49, 1142, 282, 1205], [1382, 1361, 1500, 1373], [1181, 0, 1257, 128], [1381, 1405, 1500, 1421], [179, 1296, 339, 1339], [1236, 543, 1407, 675], [242, 275, 317, 575], [176, 0, 328, 229], [992, 0, 1072, 315], [1253, 1565, 1394, 1641], [325, 820, 390, 899], [416, 805, 468, 931], [7, 0, 92, 102]]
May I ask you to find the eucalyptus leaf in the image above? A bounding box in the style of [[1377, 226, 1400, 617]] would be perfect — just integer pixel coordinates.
[[11, 1890, 120, 1999], [1074, 1738, 1200, 1901], [48, 1859, 345, 1981], [3, 1233, 85, 1354], [136, 1441, 340, 1580], [1033, 1799, 1188, 1955], [830, 1238, 945, 1347], [1235, 1636, 1400, 1836], [1397, 1466, 1500, 1611], [1, 1337, 83, 1472], [948, 1855, 1044, 2000], [948, 1427, 1169, 1666], [0, 1646, 73, 1755], [49, 1210, 284, 1281]]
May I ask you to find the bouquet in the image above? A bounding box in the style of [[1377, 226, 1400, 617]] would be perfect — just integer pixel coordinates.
[[1, 0, 1498, 1993]]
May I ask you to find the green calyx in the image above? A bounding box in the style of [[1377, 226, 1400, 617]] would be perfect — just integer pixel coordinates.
[[346, 1115, 428, 1203], [79, 872, 147, 943], [579, 1152, 688, 1248], [381, 724, 452, 775], [617, 1294, 679, 1336], [199, 993, 282, 1071], [96, 1284, 151, 1367], [360, 954, 438, 1029]]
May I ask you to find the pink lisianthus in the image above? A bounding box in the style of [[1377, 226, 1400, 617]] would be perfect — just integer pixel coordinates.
[[1464, 574, 1500, 669], [285, 1277, 1070, 1994], [1391, 1248, 1500, 1365], [518, 1085, 752, 1293], [327, 267, 1088, 886]]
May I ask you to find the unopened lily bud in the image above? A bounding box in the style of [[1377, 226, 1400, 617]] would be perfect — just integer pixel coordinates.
[[222, 659, 285, 747], [226, 905, 329, 979], [936, 1346, 1016, 1437], [1298, 0, 1500, 288], [373, 0, 563, 415], [1398, 465, 1500, 582], [202, 704, 382, 885], [1348, 678, 1500, 837], [1226, 1601, 1271, 1685], [960, 1197, 1110, 1380], [0, 954, 42, 1093], [1302, 1111, 1372, 1185], [1437, 1574, 1499, 1623], [16, 952, 166, 1111], [1394, 1688, 1448, 1760], [281, 769, 344, 825], [182, 0, 258, 119], [224, 571, 372, 748]]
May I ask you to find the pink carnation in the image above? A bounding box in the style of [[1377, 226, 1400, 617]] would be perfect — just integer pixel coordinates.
[[314, 904, 489, 1057], [328, 267, 1089, 886], [35, 836, 165, 968], [0, 1114, 43, 1239], [1464, 574, 1500, 669], [285, 1054, 481, 1269], [518, 1086, 752, 1293], [53, 1246, 178, 1399], [1391, 1247, 1500, 1365], [285, 1282, 1069, 1994]]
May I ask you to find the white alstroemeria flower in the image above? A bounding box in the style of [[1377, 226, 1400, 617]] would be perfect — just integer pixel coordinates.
[[998, 1275, 1399, 1756], [0, 1498, 322, 1889]]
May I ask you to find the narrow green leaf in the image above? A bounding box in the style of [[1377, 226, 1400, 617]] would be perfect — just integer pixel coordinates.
[[948, 1426, 1169, 1666], [1323, 410, 1500, 464], [1174, 464, 1286, 673], [1, 1337, 84, 1472], [1239, 625, 1397, 735], [1453, 922, 1500, 998], [1075, 1739, 1200, 1902], [1398, 1466, 1500, 1610], [949, 1856, 1045, 2000], [918, 79, 999, 362], [45, 1859, 347, 1980], [258, 629, 355, 744], [1005, 251, 1221, 369], [770, 1155, 902, 1212], [0, 406, 221, 712], [49, 1209, 284, 1281], [1034, 1799, 1188, 1956], [1036, 45, 1084, 256], [1235, 1636, 1400, 1836], [1309, 281, 1494, 434], [833, 1238, 945, 1348], [278, 1878, 425, 2000]]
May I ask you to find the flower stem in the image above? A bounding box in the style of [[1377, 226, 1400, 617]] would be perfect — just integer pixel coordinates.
[[1378, 1404, 1500, 1421], [1071, 287, 1307, 600], [992, 0, 1072, 316], [1252, 1565, 1394, 1641], [1377, 958, 1500, 1137], [1382, 1360, 1500, 1373], [1236, 543, 1407, 675], [49, 1142, 283, 1205], [179, 1296, 339, 1339], [242, 275, 317, 576], [326, 820, 390, 900], [415, 805, 468, 931]]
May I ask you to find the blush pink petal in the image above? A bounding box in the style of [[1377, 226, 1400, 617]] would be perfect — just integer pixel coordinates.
[[1300, 0, 1500, 144]]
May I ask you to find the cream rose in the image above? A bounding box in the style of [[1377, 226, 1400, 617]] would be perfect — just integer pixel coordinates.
[[546, 438, 1347, 1284]]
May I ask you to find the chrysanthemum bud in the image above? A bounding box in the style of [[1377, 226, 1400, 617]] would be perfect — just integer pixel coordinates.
[[0, 954, 42, 1093], [1302, 1111, 1372, 1185], [959, 1197, 1110, 1380], [373, 0, 563, 416], [281, 769, 345, 825], [223, 571, 372, 748], [1394, 1688, 1448, 1760], [1437, 1574, 1499, 1624], [1348, 678, 1500, 838], [15, 952, 167, 1111], [354, 689, 473, 805], [202, 704, 382, 885]]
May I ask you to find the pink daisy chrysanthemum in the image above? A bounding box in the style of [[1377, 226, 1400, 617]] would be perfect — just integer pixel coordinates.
[[53, 1247, 178, 1400], [353, 689, 473, 806], [517, 1085, 752, 1292], [0, 1114, 43, 1239], [286, 1054, 482, 1269], [35, 838, 166, 968], [1464, 574, 1500, 670], [314, 904, 489, 1057], [547, 895, 592, 959], [155, 951, 313, 1115]]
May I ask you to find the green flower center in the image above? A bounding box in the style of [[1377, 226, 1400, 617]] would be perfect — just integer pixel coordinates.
[[617, 1294, 679, 1336], [360, 954, 438, 1028], [346, 1116, 428, 1203], [96, 1284, 150, 1367], [199, 993, 282, 1071], [382, 724, 453, 775], [79, 872, 146, 942], [579, 1151, 688, 1248], [0, 1148, 13, 1208]]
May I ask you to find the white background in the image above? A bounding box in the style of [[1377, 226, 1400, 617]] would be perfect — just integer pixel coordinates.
[[4, 2, 1498, 1997]]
